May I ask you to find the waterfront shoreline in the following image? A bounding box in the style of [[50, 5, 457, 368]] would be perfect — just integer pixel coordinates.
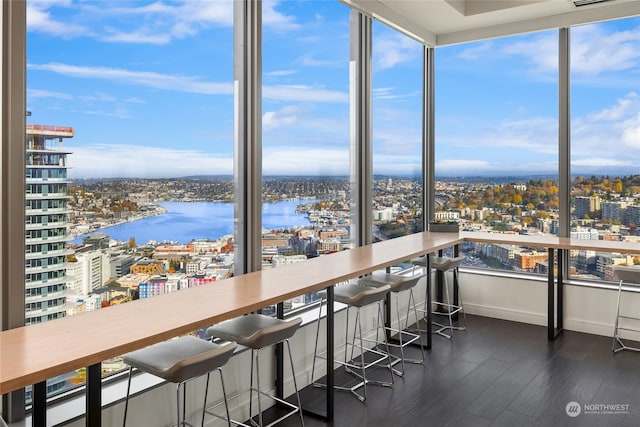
[[68, 204, 168, 240], [69, 199, 320, 245]]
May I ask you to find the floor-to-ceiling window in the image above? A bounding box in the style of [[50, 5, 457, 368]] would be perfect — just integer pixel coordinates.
[[372, 20, 423, 246], [5, 0, 639, 422], [435, 30, 559, 272], [569, 17, 640, 281], [261, 0, 350, 312], [26, 0, 233, 398]]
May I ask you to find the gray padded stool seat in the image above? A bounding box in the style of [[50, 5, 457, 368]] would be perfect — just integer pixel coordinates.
[[205, 314, 304, 427], [311, 283, 394, 402], [612, 265, 640, 353], [412, 254, 467, 339], [358, 270, 427, 376], [122, 335, 237, 427]]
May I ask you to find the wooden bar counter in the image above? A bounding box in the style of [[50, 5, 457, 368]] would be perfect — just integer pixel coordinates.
[[3, 230, 640, 425], [1, 231, 461, 425]]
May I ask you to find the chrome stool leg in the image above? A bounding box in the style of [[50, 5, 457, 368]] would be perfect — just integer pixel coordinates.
[[312, 284, 394, 402], [206, 315, 304, 427], [611, 266, 640, 354], [122, 337, 236, 427], [358, 270, 428, 376], [431, 258, 466, 339]]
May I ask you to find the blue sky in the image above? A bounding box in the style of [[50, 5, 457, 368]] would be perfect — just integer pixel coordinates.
[[26, 1, 639, 179]]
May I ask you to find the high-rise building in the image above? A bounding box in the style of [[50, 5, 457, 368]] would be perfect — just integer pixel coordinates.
[[25, 124, 73, 326], [625, 205, 640, 227], [574, 196, 600, 219], [602, 201, 626, 223]]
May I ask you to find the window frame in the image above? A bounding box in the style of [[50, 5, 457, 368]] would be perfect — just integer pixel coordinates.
[[3, 0, 637, 422]]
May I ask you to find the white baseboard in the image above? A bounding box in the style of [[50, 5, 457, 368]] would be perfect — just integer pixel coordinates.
[[465, 303, 640, 342]]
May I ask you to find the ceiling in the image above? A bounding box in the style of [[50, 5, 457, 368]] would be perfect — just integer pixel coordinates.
[[342, 0, 640, 45]]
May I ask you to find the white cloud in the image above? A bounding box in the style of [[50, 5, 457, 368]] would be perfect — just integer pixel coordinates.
[[68, 144, 233, 178], [373, 87, 420, 100], [571, 23, 640, 76], [263, 85, 348, 103], [492, 117, 557, 152], [28, 0, 234, 44], [457, 21, 639, 79], [437, 159, 496, 172], [501, 33, 558, 74], [588, 92, 639, 121], [81, 108, 132, 119], [29, 62, 348, 102], [263, 105, 305, 131], [263, 0, 301, 31], [101, 27, 172, 45], [265, 70, 298, 77], [298, 55, 341, 68], [573, 92, 640, 156], [27, 1, 91, 38], [374, 32, 422, 70], [27, 88, 73, 100], [438, 116, 558, 154], [432, 91, 640, 176], [435, 158, 559, 176], [81, 92, 117, 102], [621, 112, 640, 149], [572, 158, 632, 168], [262, 148, 348, 175], [94, 1, 233, 43], [28, 62, 233, 95], [124, 97, 146, 104], [458, 42, 493, 61]]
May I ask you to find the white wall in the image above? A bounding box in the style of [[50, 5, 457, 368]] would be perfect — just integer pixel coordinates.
[[460, 270, 640, 341]]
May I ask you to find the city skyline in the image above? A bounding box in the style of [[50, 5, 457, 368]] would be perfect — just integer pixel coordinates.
[[26, 1, 639, 179]]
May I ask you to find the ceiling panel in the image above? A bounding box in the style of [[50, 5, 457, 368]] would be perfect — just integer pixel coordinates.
[[342, 0, 640, 45]]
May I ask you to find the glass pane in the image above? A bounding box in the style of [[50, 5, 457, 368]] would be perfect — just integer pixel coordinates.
[[261, 1, 350, 313], [435, 30, 559, 272], [26, 0, 233, 399], [570, 17, 640, 281], [372, 21, 423, 244]]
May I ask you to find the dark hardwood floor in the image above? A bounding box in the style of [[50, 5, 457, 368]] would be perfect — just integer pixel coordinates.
[[272, 314, 640, 427]]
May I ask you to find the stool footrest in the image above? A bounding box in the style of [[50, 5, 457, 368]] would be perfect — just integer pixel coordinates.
[[383, 328, 421, 349], [613, 336, 640, 353], [313, 344, 393, 401], [206, 387, 301, 427]]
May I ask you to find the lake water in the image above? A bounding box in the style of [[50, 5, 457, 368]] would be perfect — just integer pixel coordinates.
[[73, 199, 316, 245]]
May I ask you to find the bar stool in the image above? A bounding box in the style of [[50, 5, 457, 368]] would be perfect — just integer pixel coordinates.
[[412, 254, 466, 339], [357, 269, 427, 376], [311, 283, 394, 402], [612, 265, 640, 353], [205, 314, 304, 427], [122, 335, 237, 427]]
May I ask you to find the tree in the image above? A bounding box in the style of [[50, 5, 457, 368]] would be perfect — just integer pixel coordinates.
[[128, 237, 137, 248], [106, 280, 120, 288], [615, 181, 623, 193], [536, 211, 550, 220]]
